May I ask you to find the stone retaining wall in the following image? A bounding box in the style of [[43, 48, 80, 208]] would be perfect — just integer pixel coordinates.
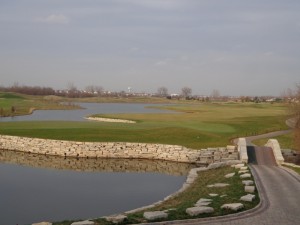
[[0, 135, 239, 163]]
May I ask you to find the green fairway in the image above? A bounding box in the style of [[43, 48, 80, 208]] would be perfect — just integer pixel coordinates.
[[0, 100, 289, 149]]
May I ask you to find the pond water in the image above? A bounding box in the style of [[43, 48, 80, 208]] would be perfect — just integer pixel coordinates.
[[0, 150, 193, 225], [0, 103, 174, 122], [0, 103, 189, 225]]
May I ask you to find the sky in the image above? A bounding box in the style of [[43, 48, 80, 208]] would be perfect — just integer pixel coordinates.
[[0, 0, 299, 96]]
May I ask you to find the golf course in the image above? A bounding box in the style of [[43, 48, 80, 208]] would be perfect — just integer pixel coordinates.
[[0, 92, 291, 149]]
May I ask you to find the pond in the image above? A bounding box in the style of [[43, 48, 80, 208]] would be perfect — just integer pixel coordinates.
[[0, 103, 189, 225], [0, 103, 175, 122], [0, 150, 193, 225]]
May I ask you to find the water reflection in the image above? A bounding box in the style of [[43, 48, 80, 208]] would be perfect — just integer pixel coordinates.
[[0, 150, 194, 176], [0, 150, 193, 225]]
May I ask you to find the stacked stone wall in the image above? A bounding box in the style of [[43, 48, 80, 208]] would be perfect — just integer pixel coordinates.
[[0, 135, 239, 163]]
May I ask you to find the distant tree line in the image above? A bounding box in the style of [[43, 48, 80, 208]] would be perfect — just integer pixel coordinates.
[[0, 84, 56, 96]]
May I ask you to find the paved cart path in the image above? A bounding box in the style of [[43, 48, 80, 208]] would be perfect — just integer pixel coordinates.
[[163, 146, 300, 225]]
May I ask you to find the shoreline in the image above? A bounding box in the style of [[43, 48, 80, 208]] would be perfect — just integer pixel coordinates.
[[85, 116, 136, 123]]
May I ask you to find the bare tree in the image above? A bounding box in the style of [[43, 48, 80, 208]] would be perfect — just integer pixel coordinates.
[[211, 89, 220, 100], [281, 88, 295, 102], [94, 86, 104, 96], [85, 85, 95, 94], [181, 87, 192, 98], [67, 82, 79, 98], [289, 84, 300, 152], [85, 85, 103, 96], [157, 87, 168, 97]]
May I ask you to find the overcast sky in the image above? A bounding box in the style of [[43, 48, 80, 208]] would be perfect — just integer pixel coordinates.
[[0, 0, 299, 96]]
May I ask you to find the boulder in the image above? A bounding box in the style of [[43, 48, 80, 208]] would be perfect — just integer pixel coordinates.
[[245, 185, 256, 193], [207, 162, 226, 169], [207, 183, 230, 188], [186, 206, 214, 216], [242, 180, 254, 186], [225, 172, 235, 178], [105, 215, 127, 224], [240, 194, 256, 202], [234, 164, 245, 169], [240, 173, 251, 179], [221, 203, 244, 211], [195, 198, 212, 206], [71, 221, 95, 225], [143, 211, 168, 221], [209, 193, 219, 197]]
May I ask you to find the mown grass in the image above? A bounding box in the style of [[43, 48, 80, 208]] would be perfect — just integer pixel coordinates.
[[283, 165, 300, 175], [52, 166, 259, 225], [252, 132, 296, 149], [0, 101, 289, 149], [0, 92, 80, 116]]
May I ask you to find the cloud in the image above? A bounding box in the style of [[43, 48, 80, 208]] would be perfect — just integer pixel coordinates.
[[154, 58, 172, 66], [123, 0, 183, 9], [36, 14, 70, 25]]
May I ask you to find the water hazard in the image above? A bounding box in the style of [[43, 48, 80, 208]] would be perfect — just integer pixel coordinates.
[[0, 150, 193, 225], [0, 103, 175, 122], [0, 103, 188, 224]]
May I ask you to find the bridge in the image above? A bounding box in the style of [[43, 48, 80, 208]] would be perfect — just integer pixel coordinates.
[[169, 138, 300, 225]]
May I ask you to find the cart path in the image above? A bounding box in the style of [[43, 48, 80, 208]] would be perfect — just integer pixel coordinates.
[[162, 146, 300, 225], [244, 129, 293, 146]]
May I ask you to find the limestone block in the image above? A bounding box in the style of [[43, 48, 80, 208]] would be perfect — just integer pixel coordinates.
[[213, 156, 221, 160], [238, 170, 249, 174], [227, 145, 236, 151], [221, 203, 244, 211], [143, 211, 168, 220], [105, 215, 127, 224], [71, 221, 95, 225], [240, 166, 248, 170], [240, 173, 251, 179], [234, 163, 245, 169], [207, 162, 226, 169], [240, 194, 256, 202], [209, 193, 219, 197], [225, 172, 235, 178], [242, 180, 254, 186], [195, 198, 212, 207], [186, 207, 214, 216], [245, 185, 255, 193], [207, 183, 229, 188]]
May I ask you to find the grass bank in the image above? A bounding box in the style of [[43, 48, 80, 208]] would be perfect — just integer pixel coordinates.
[[283, 165, 300, 175], [0, 92, 80, 117], [0, 102, 288, 149], [52, 166, 259, 225], [252, 132, 295, 149]]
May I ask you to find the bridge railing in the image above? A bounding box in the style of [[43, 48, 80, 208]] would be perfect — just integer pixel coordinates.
[[265, 139, 285, 165], [237, 138, 248, 163]]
